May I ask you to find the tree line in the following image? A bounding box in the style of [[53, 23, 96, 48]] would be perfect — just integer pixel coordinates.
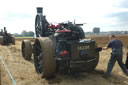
[[13, 30, 34, 37]]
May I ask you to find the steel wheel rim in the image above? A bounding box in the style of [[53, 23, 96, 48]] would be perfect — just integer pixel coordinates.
[[34, 39, 43, 74], [22, 41, 26, 59]]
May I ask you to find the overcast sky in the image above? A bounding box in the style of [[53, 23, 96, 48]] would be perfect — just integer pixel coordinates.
[[0, 0, 128, 34]]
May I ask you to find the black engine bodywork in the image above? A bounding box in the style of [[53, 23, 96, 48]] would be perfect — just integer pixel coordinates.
[[35, 7, 101, 72]]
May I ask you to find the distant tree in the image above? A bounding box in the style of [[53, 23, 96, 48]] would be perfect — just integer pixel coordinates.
[[28, 31, 34, 36], [93, 27, 100, 34], [21, 30, 34, 36], [21, 30, 27, 36], [124, 31, 128, 34], [13, 33, 22, 37]]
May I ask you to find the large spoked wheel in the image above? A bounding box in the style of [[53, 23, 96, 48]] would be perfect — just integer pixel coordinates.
[[71, 26, 85, 39], [35, 14, 46, 37], [34, 37, 56, 78], [21, 40, 32, 60]]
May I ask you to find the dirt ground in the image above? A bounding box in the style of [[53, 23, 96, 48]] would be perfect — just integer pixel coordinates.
[[1, 35, 128, 85]]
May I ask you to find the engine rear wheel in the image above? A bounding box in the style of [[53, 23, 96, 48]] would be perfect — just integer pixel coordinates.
[[34, 37, 56, 78], [21, 40, 32, 60]]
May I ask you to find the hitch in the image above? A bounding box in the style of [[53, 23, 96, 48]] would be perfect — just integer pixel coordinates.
[[95, 47, 102, 52]]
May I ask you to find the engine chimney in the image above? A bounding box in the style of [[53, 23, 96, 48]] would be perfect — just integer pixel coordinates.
[[37, 7, 43, 14]]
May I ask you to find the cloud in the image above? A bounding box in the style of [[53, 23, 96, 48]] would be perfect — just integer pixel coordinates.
[[116, 0, 128, 8], [102, 11, 128, 31], [0, 0, 128, 33], [101, 0, 128, 31], [107, 11, 128, 25]]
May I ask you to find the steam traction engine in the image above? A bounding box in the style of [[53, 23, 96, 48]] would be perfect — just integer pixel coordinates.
[[0, 27, 15, 45], [21, 7, 102, 78]]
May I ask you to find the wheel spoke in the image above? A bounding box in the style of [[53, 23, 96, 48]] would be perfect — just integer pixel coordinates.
[[38, 59, 42, 65], [34, 41, 43, 74], [36, 45, 41, 52], [38, 64, 43, 72], [38, 53, 42, 60]]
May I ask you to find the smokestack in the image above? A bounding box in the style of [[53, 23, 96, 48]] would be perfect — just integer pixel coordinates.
[[37, 7, 43, 14]]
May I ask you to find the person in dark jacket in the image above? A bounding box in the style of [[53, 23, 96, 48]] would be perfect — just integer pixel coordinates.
[[125, 46, 128, 69], [103, 35, 128, 77]]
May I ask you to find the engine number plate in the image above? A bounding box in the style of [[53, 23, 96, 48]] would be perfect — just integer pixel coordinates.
[[78, 46, 90, 50]]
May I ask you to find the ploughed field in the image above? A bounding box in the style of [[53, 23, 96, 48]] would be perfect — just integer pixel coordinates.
[[1, 35, 128, 85]]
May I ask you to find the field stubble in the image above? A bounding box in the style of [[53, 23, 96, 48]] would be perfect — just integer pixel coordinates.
[[0, 35, 128, 85]]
